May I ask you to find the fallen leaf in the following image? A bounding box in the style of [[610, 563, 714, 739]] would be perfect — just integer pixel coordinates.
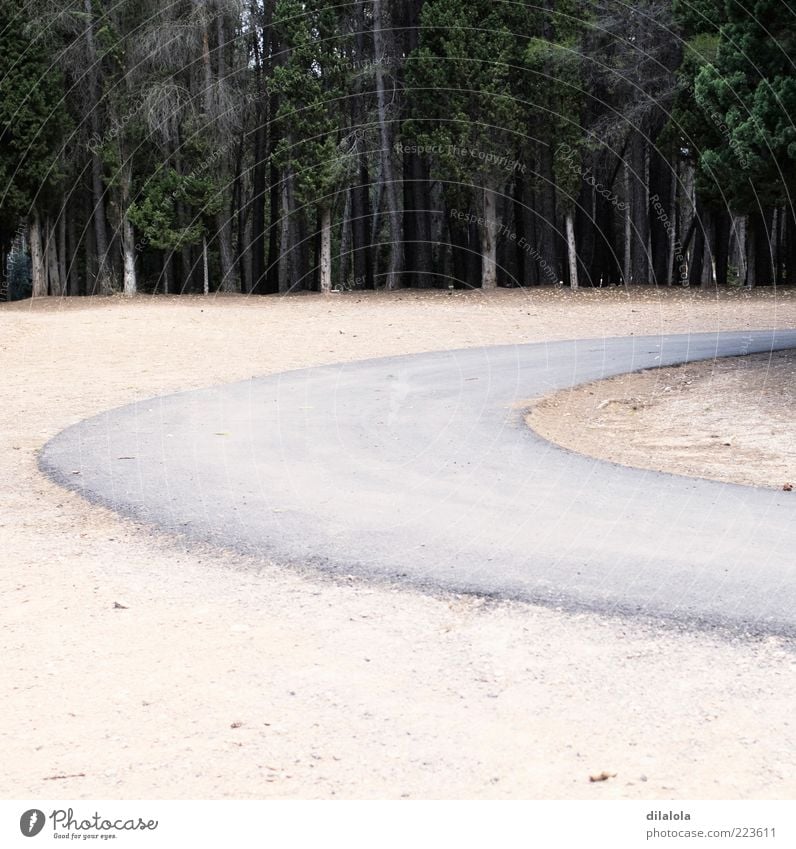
[[589, 771, 617, 783], [112, 601, 129, 610], [784, 483, 793, 492]]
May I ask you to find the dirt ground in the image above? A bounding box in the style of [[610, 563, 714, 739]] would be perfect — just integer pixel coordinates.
[[2, 287, 796, 800], [529, 349, 796, 490]]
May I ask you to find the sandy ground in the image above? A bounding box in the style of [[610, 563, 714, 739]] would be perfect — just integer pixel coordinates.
[[2, 287, 796, 800], [529, 349, 796, 490]]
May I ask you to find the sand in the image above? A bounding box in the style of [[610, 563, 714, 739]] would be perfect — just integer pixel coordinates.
[[528, 349, 796, 490], [2, 287, 795, 800]]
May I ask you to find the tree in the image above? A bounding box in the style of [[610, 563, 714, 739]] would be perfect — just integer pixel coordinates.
[[0, 0, 68, 296], [408, 0, 532, 289], [693, 0, 796, 286], [272, 0, 352, 292]]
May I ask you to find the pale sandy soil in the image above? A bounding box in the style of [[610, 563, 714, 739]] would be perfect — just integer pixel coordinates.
[[2, 287, 796, 801], [529, 349, 796, 490]]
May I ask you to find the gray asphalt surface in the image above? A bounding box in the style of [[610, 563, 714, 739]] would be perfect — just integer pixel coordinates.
[[40, 330, 796, 636]]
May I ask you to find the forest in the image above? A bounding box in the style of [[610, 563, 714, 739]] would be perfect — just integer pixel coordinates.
[[0, 0, 793, 300]]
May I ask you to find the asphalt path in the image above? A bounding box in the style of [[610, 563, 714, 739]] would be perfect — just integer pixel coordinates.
[[40, 330, 796, 636]]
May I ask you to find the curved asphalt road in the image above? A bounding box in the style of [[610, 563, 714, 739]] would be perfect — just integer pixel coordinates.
[[40, 330, 796, 636]]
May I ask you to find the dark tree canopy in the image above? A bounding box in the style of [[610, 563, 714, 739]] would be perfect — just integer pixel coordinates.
[[1, 0, 794, 297]]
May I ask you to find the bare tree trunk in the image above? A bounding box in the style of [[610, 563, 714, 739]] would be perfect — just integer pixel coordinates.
[[566, 211, 578, 290], [680, 162, 696, 286], [700, 210, 714, 289], [279, 175, 291, 293], [122, 216, 137, 297], [163, 251, 174, 295], [630, 132, 650, 285], [666, 162, 677, 285], [84, 0, 113, 295], [538, 142, 558, 284], [46, 216, 63, 295], [30, 210, 46, 297], [481, 186, 498, 290], [732, 214, 747, 285], [251, 114, 267, 292], [339, 191, 351, 287], [58, 211, 67, 295], [623, 160, 631, 286], [265, 161, 281, 293], [746, 220, 756, 288], [233, 146, 249, 293], [120, 164, 137, 297], [217, 212, 238, 291], [402, 0, 432, 289], [373, 0, 402, 289], [202, 235, 210, 295], [84, 207, 96, 295], [370, 177, 384, 284], [768, 207, 778, 285], [352, 160, 373, 289], [319, 206, 332, 293], [67, 206, 80, 296]]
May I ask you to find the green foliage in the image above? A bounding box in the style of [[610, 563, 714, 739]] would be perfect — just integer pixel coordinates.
[[0, 0, 68, 240], [533, 1, 589, 209], [128, 168, 222, 251], [691, 0, 796, 208], [272, 0, 352, 206], [406, 0, 528, 192]]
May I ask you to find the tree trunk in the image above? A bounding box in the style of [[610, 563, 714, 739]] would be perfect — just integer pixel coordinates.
[[279, 164, 304, 293], [217, 211, 238, 291], [233, 150, 249, 293], [352, 160, 373, 289], [84, 0, 113, 295], [265, 161, 281, 293], [666, 161, 677, 285], [370, 178, 384, 285], [203, 234, 210, 295], [700, 209, 714, 289], [251, 112, 268, 293], [163, 251, 174, 295], [46, 216, 63, 296], [680, 162, 696, 286], [120, 164, 137, 297], [538, 142, 558, 284], [689, 209, 704, 288], [481, 186, 498, 289], [733, 214, 748, 285], [373, 0, 402, 289], [67, 206, 80, 296], [339, 190, 352, 288], [29, 210, 46, 297], [785, 206, 796, 287], [122, 215, 137, 297], [319, 206, 332, 292], [84, 205, 96, 296], [623, 160, 631, 286], [512, 174, 528, 286], [279, 174, 291, 293], [746, 216, 756, 288], [566, 211, 578, 290], [58, 211, 67, 295], [630, 132, 650, 285], [714, 208, 730, 287]]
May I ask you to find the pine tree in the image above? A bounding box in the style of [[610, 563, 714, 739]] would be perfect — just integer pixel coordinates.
[[0, 1, 68, 295]]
